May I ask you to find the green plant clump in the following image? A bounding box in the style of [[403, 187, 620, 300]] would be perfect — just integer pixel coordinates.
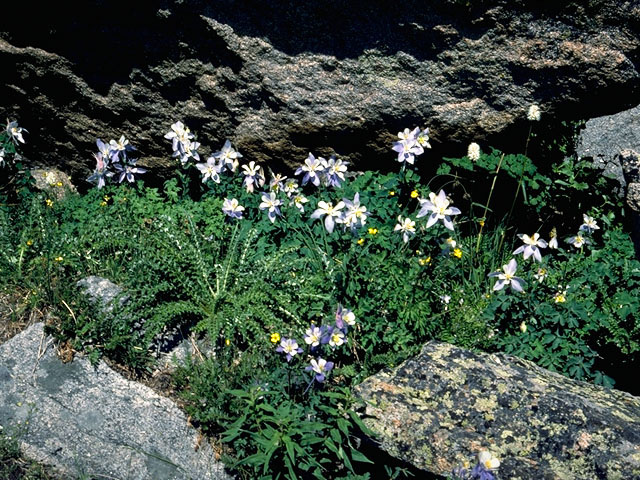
[[1, 115, 639, 479]]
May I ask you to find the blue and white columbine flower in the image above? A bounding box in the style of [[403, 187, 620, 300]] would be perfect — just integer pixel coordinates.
[[488, 258, 525, 292], [322, 156, 348, 188], [283, 179, 299, 197], [87, 152, 114, 189], [329, 329, 346, 348], [579, 214, 600, 234], [394, 215, 416, 243], [335, 305, 356, 330], [196, 157, 222, 183], [276, 337, 303, 362], [259, 191, 283, 223], [567, 232, 589, 248], [6, 120, 27, 145], [342, 193, 368, 232], [304, 325, 323, 348], [295, 153, 325, 187], [241, 161, 265, 193], [113, 158, 146, 184], [164, 121, 193, 151], [513, 233, 547, 262], [310, 200, 345, 234], [222, 198, 245, 219], [291, 194, 309, 212], [214, 140, 243, 172], [416, 190, 461, 231], [305, 358, 334, 383]]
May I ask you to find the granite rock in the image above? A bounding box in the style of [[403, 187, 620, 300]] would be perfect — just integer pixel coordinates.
[[0, 322, 231, 480], [1, 0, 639, 186], [355, 341, 640, 479]]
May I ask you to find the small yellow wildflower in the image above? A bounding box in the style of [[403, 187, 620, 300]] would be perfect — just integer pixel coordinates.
[[100, 201, 107, 207], [415, 250, 421, 255], [389, 191, 395, 196], [225, 339, 231, 346], [103, 195, 110, 201], [55, 181, 63, 187], [367, 228, 378, 235], [410, 190, 419, 198], [418, 256, 432, 266], [26, 240, 33, 246], [554, 292, 566, 303], [357, 238, 365, 245], [54, 256, 64, 262], [270, 332, 281, 343], [45, 199, 54, 208], [478, 219, 485, 227], [452, 248, 463, 259]]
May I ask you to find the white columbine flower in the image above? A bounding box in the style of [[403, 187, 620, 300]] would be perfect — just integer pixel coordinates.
[[214, 140, 243, 172], [310, 200, 345, 234], [513, 233, 547, 262], [467, 142, 481, 161], [488, 258, 525, 292], [527, 104, 541, 121], [196, 157, 222, 183], [109, 135, 129, 152], [416, 190, 461, 231], [295, 153, 325, 187], [567, 232, 589, 248], [6, 120, 27, 144], [292, 194, 309, 212], [241, 161, 265, 193], [342, 193, 368, 231], [304, 325, 322, 347], [329, 329, 345, 348], [579, 214, 600, 233], [222, 198, 245, 219], [533, 267, 548, 283], [478, 451, 500, 470], [259, 192, 283, 223], [394, 215, 416, 243]]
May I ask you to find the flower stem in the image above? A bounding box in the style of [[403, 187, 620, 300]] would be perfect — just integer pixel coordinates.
[[476, 154, 505, 253]]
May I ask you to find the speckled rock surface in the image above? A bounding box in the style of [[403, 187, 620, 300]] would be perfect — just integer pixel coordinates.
[[355, 341, 640, 480], [1, 0, 639, 186], [577, 103, 640, 189], [0, 323, 231, 480]]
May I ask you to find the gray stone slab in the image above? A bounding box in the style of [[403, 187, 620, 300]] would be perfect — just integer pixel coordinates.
[[0, 323, 232, 480], [355, 341, 640, 480], [577, 103, 640, 187]]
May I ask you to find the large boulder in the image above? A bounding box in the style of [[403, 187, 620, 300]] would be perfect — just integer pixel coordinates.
[[355, 341, 640, 479], [0, 323, 231, 480], [1, 0, 639, 187]]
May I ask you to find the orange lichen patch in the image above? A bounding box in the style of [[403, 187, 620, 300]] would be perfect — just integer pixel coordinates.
[[574, 431, 592, 451]]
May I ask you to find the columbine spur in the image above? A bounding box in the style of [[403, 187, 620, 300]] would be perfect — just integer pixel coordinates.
[[488, 258, 525, 292], [416, 190, 461, 231]]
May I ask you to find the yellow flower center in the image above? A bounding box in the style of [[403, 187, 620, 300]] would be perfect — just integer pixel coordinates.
[[410, 190, 419, 198]]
